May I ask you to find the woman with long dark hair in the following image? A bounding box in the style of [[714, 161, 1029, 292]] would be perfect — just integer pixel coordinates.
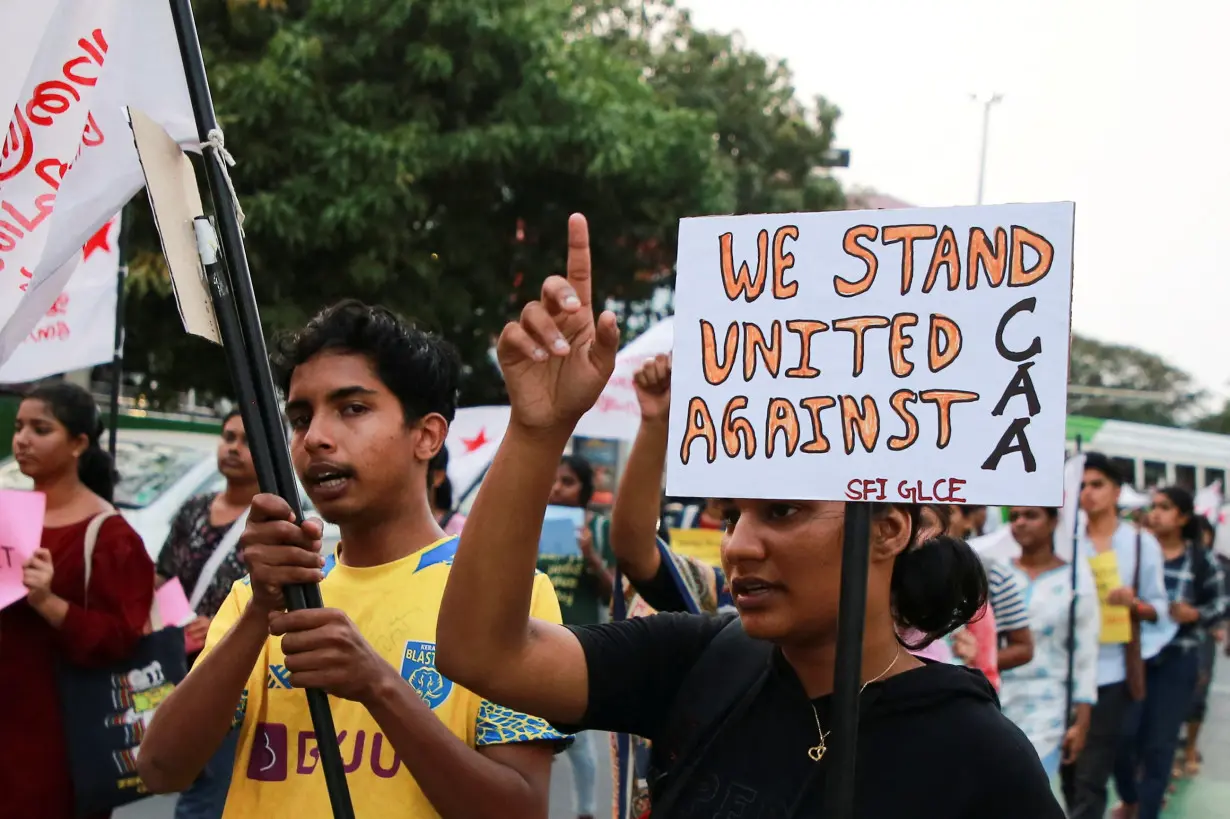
[[1112, 486, 1226, 819], [1, 382, 155, 818], [435, 227, 1061, 818]]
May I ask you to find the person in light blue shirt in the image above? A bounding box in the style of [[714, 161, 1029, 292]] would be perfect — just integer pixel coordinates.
[[1089, 526, 1175, 692], [1060, 453, 1171, 819]]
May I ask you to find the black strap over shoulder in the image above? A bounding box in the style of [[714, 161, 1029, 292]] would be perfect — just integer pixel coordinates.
[[1193, 543, 1214, 589], [648, 617, 774, 818]]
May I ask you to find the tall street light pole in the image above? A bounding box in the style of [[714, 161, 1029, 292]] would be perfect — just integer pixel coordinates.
[[973, 92, 1003, 205]]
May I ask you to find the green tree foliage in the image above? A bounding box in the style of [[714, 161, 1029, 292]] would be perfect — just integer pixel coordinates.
[[576, 0, 845, 339], [121, 0, 843, 407], [1194, 398, 1230, 435], [1067, 333, 1205, 427], [581, 0, 843, 215]]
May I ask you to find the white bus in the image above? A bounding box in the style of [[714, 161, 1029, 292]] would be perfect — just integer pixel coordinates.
[[1065, 415, 1230, 494]]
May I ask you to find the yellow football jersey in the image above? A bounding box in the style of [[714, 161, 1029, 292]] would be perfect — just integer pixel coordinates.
[[197, 535, 567, 818]]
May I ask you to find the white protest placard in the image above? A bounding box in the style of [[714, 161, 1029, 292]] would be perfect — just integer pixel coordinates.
[[666, 203, 1075, 507]]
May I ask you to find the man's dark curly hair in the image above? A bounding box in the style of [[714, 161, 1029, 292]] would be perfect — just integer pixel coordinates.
[[271, 300, 460, 424]]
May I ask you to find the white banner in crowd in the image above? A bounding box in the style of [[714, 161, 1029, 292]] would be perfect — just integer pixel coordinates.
[[1195, 480, 1223, 521], [573, 318, 675, 441], [444, 406, 512, 494], [1055, 452, 1087, 562], [0, 214, 120, 384], [666, 203, 1076, 506], [1117, 484, 1150, 510], [0, 0, 195, 367], [443, 325, 678, 494]]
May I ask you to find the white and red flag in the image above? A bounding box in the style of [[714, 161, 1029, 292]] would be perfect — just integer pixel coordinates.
[[0, 0, 196, 367], [0, 215, 122, 383]]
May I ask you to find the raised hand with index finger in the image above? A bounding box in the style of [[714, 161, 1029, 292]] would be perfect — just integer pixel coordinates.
[[498, 213, 621, 434]]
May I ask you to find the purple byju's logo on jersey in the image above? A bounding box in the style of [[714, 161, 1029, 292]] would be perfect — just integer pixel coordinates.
[[246, 722, 288, 781]]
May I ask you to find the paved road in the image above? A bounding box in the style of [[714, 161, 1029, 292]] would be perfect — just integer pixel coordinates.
[[1152, 654, 1230, 817], [117, 655, 1228, 819]]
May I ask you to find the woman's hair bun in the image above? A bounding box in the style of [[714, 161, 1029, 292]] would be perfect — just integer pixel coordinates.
[[892, 533, 989, 647]]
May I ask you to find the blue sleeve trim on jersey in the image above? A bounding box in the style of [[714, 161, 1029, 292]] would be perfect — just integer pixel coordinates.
[[414, 536, 461, 574], [322, 553, 338, 578], [475, 699, 572, 748], [232, 688, 248, 729]]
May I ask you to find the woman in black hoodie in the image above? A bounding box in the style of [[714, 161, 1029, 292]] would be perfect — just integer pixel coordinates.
[[436, 215, 1061, 819]]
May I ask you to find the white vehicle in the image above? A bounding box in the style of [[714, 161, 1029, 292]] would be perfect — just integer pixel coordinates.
[[0, 428, 340, 559], [1065, 415, 1230, 495]]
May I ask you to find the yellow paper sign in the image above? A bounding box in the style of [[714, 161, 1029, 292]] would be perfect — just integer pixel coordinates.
[[668, 528, 724, 569], [1088, 550, 1131, 644]]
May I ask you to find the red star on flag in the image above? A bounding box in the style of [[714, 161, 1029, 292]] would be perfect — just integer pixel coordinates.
[[82, 219, 115, 261], [462, 428, 489, 453]]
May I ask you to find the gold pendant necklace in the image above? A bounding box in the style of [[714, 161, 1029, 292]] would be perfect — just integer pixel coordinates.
[[807, 644, 901, 762]]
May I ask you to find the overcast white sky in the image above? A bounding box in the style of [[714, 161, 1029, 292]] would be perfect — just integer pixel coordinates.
[[677, 0, 1230, 401]]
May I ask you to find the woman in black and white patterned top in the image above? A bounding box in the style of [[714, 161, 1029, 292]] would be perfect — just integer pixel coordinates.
[[155, 410, 257, 660], [153, 409, 258, 819]]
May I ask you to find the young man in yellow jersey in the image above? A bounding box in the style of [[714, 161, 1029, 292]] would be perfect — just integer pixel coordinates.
[[139, 301, 566, 818]]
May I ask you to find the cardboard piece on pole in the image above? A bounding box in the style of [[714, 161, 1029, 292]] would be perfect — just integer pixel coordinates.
[[666, 202, 1076, 507], [127, 106, 220, 344]]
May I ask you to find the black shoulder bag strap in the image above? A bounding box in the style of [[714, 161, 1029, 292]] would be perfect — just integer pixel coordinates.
[[648, 617, 774, 819], [1125, 529, 1147, 701], [1191, 543, 1209, 603]]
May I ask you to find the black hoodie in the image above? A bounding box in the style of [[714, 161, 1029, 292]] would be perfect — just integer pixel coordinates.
[[568, 612, 1064, 819]]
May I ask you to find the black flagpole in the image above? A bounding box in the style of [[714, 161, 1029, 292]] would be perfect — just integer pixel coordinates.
[[167, 2, 354, 816], [821, 503, 873, 818], [1064, 436, 1084, 731], [440, 460, 492, 530], [190, 217, 278, 506], [107, 206, 132, 459]]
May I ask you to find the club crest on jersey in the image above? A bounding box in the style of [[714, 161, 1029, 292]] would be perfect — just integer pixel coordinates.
[[400, 641, 453, 709]]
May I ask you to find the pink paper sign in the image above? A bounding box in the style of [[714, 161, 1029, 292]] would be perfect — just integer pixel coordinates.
[[155, 577, 195, 628], [0, 490, 47, 610]]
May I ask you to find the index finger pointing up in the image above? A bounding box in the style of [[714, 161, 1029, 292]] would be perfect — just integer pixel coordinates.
[[567, 213, 592, 307]]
